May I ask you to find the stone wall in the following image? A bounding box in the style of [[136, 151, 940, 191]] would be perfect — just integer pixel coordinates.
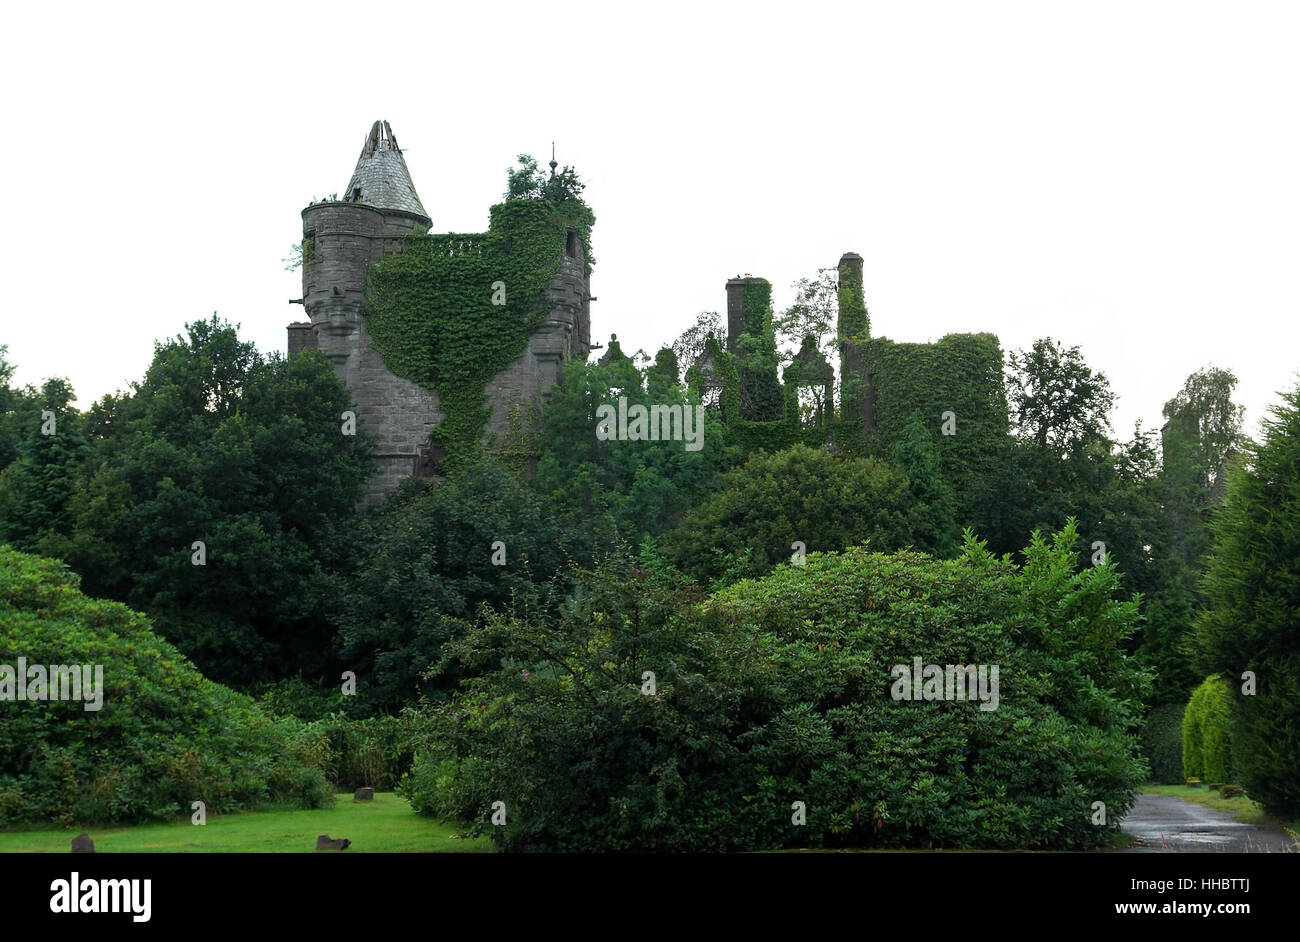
[[484, 230, 590, 445], [297, 200, 443, 506]]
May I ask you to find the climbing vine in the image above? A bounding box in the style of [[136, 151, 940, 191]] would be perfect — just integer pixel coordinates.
[[362, 197, 592, 464], [866, 332, 1008, 518], [735, 279, 783, 421]]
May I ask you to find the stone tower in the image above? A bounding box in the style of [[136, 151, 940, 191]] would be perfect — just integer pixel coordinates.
[[288, 120, 592, 503]]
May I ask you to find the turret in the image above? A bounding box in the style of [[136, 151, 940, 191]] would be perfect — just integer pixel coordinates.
[[289, 120, 443, 502]]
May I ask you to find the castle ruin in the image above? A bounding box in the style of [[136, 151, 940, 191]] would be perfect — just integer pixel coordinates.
[[288, 120, 591, 503]]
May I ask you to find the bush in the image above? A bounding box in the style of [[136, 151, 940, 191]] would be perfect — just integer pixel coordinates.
[[1182, 675, 1235, 784], [406, 521, 1149, 851], [254, 676, 344, 721], [0, 546, 331, 826], [1140, 703, 1186, 784], [303, 713, 424, 791], [254, 681, 424, 791], [660, 444, 931, 587]]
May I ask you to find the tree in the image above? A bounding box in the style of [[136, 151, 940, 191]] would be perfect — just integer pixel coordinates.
[[1192, 380, 1300, 817], [405, 522, 1148, 851], [671, 311, 724, 384], [0, 546, 330, 825], [660, 444, 930, 586], [0, 377, 87, 555], [1133, 367, 1248, 708], [1007, 337, 1115, 454], [1161, 366, 1246, 504], [332, 458, 597, 713], [504, 153, 586, 205], [0, 344, 26, 470], [891, 416, 960, 558], [46, 316, 373, 686], [533, 357, 735, 547], [774, 268, 838, 365]]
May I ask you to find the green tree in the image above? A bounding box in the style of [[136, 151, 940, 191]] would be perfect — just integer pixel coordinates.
[[670, 311, 724, 383], [660, 444, 929, 586], [1182, 675, 1235, 783], [0, 546, 330, 826], [0, 344, 27, 471], [51, 316, 372, 686], [534, 357, 736, 546], [0, 377, 87, 555], [1132, 367, 1248, 708], [891, 415, 960, 558], [405, 522, 1148, 851], [1007, 337, 1115, 454], [1162, 366, 1246, 506], [1192, 380, 1300, 817], [333, 458, 598, 713], [775, 268, 838, 365]]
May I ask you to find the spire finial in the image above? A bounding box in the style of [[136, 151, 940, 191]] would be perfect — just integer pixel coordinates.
[[549, 142, 558, 176]]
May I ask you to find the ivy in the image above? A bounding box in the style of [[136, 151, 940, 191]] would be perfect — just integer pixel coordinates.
[[362, 198, 592, 465], [866, 332, 1008, 521]]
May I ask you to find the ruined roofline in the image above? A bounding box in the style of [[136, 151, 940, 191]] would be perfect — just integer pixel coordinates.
[[341, 119, 430, 222]]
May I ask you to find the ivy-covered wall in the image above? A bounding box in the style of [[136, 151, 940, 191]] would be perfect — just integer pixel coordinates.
[[866, 332, 1008, 520], [362, 198, 592, 464]]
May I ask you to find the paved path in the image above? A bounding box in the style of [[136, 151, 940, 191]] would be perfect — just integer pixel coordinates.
[[1117, 793, 1296, 853]]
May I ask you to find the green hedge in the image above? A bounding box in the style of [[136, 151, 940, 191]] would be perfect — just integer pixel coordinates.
[[1183, 675, 1235, 783]]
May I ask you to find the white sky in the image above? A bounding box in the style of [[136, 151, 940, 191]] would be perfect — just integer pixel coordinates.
[[2, 0, 1297, 442]]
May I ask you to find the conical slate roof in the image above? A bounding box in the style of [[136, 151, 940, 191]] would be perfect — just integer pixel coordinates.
[[343, 120, 428, 220]]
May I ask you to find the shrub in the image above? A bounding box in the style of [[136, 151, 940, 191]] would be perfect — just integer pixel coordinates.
[[0, 546, 331, 826], [660, 444, 930, 587], [1182, 675, 1235, 784], [1140, 703, 1186, 784], [303, 713, 424, 791], [406, 521, 1149, 851]]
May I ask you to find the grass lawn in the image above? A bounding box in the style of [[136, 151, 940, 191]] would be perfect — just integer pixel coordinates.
[[0, 791, 491, 853]]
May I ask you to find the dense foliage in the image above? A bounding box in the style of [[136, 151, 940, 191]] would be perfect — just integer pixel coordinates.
[[660, 444, 929, 587], [404, 523, 1149, 851], [0, 547, 331, 826], [534, 357, 736, 547], [1140, 702, 1186, 785], [1193, 380, 1300, 816], [1182, 675, 1235, 784], [333, 459, 597, 714], [3, 318, 374, 686]]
